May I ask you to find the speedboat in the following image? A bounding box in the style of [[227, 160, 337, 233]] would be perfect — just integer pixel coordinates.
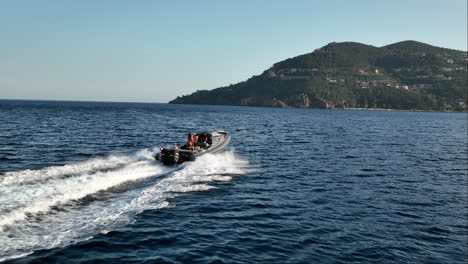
[[155, 131, 231, 166]]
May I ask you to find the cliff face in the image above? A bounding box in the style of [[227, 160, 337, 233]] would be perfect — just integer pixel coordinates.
[[170, 41, 468, 111]]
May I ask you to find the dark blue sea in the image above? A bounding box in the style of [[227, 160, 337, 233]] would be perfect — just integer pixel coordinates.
[[0, 100, 467, 264]]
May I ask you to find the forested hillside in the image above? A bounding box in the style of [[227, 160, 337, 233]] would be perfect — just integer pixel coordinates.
[[170, 41, 467, 111]]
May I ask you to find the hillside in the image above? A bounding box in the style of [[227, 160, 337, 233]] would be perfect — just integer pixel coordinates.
[[170, 41, 468, 111]]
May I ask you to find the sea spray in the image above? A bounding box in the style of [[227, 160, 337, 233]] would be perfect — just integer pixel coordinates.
[[0, 148, 157, 187], [0, 149, 250, 262]]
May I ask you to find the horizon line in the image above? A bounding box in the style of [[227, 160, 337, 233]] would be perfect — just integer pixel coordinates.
[[0, 98, 167, 104]]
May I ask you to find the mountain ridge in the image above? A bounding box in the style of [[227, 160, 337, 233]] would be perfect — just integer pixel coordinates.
[[170, 41, 468, 111]]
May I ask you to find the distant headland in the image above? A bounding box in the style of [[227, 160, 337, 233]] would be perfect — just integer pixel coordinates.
[[170, 41, 467, 112]]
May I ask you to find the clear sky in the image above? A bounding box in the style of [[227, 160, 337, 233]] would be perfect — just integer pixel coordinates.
[[1, 0, 466, 103]]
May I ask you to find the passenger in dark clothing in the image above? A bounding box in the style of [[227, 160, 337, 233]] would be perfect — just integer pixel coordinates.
[[192, 132, 209, 148], [206, 133, 212, 145], [198, 132, 207, 143]]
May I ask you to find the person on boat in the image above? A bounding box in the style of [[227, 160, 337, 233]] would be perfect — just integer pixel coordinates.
[[193, 134, 199, 143], [192, 131, 209, 148], [187, 133, 193, 147], [198, 132, 207, 143]]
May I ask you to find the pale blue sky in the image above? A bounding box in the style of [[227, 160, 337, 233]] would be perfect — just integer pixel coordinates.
[[0, 0, 466, 102]]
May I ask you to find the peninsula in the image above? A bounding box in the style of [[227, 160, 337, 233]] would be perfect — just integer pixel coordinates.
[[170, 41, 467, 111]]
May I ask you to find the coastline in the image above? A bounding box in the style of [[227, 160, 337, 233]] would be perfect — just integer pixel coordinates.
[[338, 107, 465, 112], [169, 102, 468, 113]]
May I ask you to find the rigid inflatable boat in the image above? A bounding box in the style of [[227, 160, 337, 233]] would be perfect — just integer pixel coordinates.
[[155, 131, 231, 166]]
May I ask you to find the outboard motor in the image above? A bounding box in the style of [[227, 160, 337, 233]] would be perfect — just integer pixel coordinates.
[[158, 148, 196, 166], [160, 149, 180, 166]]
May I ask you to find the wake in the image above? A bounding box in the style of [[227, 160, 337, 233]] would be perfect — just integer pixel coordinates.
[[0, 149, 250, 262]]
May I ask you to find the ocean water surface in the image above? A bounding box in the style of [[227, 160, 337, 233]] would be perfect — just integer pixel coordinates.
[[0, 100, 467, 264]]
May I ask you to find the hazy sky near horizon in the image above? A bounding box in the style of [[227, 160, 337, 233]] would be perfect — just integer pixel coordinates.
[[1, 0, 467, 103]]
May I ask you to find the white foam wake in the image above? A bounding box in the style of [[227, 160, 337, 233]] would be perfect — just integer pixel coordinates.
[[0, 148, 157, 187], [0, 160, 167, 228], [0, 150, 252, 262]]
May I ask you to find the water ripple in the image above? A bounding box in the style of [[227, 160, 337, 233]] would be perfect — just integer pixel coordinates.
[[0, 101, 466, 264]]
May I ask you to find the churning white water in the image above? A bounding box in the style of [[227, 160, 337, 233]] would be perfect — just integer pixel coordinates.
[[0, 149, 250, 262]]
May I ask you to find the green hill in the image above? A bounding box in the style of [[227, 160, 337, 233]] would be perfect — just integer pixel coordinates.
[[170, 41, 467, 111]]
